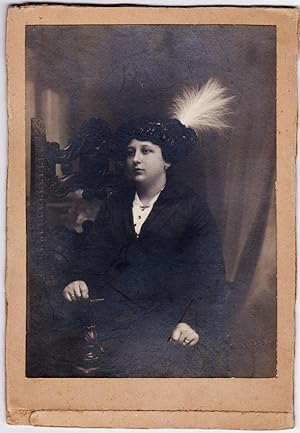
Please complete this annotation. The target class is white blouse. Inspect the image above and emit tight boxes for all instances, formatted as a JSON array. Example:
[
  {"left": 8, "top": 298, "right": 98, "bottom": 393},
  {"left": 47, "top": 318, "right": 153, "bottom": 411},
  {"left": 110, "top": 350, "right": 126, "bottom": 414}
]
[{"left": 132, "top": 191, "right": 162, "bottom": 237}]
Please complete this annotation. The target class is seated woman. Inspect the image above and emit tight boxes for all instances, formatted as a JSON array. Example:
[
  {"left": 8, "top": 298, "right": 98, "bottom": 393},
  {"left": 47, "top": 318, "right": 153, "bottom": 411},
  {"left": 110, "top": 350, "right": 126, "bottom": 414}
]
[{"left": 63, "top": 79, "right": 232, "bottom": 377}]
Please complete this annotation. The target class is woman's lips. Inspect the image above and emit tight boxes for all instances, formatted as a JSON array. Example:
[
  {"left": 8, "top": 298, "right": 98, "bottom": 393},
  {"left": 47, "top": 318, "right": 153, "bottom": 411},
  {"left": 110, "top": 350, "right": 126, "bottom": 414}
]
[{"left": 134, "top": 168, "right": 145, "bottom": 174}]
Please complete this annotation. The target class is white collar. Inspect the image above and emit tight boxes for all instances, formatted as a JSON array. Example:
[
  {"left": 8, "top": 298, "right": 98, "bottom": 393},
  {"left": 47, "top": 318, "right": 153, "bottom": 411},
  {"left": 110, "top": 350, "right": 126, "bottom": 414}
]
[
  {"left": 133, "top": 188, "right": 164, "bottom": 209},
  {"left": 133, "top": 192, "right": 159, "bottom": 209}
]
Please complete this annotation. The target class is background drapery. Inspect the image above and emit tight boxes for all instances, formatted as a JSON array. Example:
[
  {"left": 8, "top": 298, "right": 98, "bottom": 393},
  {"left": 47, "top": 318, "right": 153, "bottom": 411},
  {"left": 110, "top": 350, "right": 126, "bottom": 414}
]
[{"left": 26, "top": 24, "right": 276, "bottom": 376}]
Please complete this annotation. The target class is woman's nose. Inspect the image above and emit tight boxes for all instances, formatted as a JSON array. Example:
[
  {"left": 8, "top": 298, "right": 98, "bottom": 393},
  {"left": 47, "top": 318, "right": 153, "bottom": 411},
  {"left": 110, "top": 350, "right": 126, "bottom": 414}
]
[{"left": 133, "top": 151, "right": 141, "bottom": 164}]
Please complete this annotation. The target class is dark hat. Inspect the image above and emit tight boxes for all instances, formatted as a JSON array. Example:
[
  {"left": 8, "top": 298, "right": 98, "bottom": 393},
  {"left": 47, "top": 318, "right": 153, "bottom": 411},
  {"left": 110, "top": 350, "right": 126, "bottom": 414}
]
[
  {"left": 113, "top": 79, "right": 233, "bottom": 163},
  {"left": 113, "top": 117, "right": 197, "bottom": 163}
]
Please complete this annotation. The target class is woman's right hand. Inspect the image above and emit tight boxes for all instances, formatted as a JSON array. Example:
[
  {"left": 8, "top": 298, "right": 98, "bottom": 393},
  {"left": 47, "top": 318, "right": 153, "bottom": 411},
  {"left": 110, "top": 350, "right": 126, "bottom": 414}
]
[{"left": 63, "top": 280, "right": 89, "bottom": 302}]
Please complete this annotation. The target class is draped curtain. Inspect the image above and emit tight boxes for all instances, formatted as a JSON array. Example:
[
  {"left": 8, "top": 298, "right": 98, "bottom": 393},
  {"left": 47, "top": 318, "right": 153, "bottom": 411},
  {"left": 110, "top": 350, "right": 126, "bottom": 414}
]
[{"left": 207, "top": 130, "right": 276, "bottom": 377}]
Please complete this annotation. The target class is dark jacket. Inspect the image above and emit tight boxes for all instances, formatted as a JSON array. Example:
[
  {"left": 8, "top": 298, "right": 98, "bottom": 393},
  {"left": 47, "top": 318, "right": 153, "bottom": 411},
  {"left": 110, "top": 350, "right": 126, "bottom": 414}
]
[{"left": 72, "top": 181, "right": 225, "bottom": 341}]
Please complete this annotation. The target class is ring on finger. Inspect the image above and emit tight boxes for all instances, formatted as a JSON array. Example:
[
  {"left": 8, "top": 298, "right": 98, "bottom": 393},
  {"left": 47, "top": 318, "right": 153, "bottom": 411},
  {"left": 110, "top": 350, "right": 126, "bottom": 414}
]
[{"left": 183, "top": 338, "right": 190, "bottom": 345}]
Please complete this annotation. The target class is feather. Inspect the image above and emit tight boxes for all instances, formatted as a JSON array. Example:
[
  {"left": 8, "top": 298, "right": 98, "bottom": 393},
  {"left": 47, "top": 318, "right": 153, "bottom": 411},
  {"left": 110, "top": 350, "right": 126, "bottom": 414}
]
[{"left": 170, "top": 79, "right": 234, "bottom": 134}]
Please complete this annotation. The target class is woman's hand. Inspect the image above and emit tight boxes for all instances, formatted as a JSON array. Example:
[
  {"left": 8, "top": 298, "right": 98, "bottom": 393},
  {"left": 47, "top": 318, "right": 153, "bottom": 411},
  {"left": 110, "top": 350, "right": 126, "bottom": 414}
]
[
  {"left": 170, "top": 322, "right": 199, "bottom": 346},
  {"left": 63, "top": 280, "right": 89, "bottom": 302}
]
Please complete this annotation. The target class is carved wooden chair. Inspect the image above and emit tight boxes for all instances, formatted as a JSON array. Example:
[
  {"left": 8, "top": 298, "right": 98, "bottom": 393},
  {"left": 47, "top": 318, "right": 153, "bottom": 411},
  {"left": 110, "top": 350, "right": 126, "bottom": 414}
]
[{"left": 28, "top": 118, "right": 127, "bottom": 377}]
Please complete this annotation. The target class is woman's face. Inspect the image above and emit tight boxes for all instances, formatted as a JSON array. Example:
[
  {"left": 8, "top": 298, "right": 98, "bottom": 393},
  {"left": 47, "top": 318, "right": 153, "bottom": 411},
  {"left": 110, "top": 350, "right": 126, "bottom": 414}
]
[{"left": 126, "top": 139, "right": 170, "bottom": 185}]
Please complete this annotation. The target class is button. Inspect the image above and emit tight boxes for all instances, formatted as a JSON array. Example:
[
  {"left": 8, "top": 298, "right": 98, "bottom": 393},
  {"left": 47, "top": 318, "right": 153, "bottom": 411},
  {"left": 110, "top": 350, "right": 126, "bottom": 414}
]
[{"left": 138, "top": 216, "right": 141, "bottom": 219}]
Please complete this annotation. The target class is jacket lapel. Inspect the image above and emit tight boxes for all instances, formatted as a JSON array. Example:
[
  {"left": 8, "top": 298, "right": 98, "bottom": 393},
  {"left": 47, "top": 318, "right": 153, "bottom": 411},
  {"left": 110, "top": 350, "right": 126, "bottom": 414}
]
[
  {"left": 112, "top": 181, "right": 186, "bottom": 241},
  {"left": 111, "top": 190, "right": 136, "bottom": 242},
  {"left": 138, "top": 183, "right": 183, "bottom": 238}
]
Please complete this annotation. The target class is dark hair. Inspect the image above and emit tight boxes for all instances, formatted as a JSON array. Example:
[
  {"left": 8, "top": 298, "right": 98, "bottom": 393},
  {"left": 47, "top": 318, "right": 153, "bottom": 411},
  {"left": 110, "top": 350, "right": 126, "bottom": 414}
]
[{"left": 113, "top": 117, "right": 197, "bottom": 163}]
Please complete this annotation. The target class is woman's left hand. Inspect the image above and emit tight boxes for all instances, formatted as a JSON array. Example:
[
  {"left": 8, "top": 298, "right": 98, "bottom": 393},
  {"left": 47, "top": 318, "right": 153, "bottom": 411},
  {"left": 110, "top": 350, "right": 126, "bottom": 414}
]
[{"left": 170, "top": 322, "right": 200, "bottom": 346}]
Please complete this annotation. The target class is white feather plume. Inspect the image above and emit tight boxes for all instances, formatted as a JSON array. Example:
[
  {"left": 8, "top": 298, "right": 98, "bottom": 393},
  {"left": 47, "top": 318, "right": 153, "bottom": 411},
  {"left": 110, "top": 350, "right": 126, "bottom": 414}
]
[{"left": 170, "top": 79, "right": 234, "bottom": 134}]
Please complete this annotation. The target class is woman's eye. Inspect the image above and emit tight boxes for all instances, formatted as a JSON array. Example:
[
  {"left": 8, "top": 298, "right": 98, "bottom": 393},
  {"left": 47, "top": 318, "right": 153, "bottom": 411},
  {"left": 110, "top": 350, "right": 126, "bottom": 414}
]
[
  {"left": 142, "top": 148, "right": 152, "bottom": 154},
  {"left": 127, "top": 149, "right": 135, "bottom": 156}
]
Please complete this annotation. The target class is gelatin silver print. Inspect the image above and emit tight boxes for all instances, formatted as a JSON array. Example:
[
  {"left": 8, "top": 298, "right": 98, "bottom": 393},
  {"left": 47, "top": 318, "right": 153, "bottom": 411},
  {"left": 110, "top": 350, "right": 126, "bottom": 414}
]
[{"left": 26, "top": 24, "right": 277, "bottom": 378}]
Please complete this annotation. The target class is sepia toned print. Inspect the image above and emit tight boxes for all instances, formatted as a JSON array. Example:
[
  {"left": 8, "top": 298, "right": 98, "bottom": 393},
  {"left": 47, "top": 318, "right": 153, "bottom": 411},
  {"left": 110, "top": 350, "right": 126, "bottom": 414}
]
[
  {"left": 26, "top": 23, "right": 275, "bottom": 379},
  {"left": 6, "top": 5, "right": 297, "bottom": 429}
]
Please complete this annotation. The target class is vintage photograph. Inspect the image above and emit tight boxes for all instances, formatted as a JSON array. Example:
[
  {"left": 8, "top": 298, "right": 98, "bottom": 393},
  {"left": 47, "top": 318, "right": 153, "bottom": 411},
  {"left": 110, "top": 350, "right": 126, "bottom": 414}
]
[
  {"left": 25, "top": 23, "right": 276, "bottom": 378},
  {"left": 6, "top": 5, "right": 297, "bottom": 428}
]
